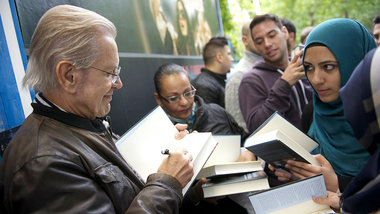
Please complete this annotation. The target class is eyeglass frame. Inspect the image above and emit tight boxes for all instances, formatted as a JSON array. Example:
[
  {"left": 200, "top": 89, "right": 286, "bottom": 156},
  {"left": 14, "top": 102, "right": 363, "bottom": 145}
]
[
  {"left": 89, "top": 65, "right": 121, "bottom": 84},
  {"left": 158, "top": 85, "right": 196, "bottom": 104}
]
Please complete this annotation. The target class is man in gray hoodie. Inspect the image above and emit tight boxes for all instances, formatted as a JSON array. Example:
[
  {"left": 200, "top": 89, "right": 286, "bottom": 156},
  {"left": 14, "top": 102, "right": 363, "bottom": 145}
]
[{"left": 239, "top": 14, "right": 312, "bottom": 133}]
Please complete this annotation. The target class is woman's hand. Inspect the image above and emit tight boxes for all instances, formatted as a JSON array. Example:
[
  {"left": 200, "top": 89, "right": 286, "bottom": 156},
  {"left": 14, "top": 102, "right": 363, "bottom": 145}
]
[
  {"left": 236, "top": 149, "right": 256, "bottom": 162},
  {"left": 267, "top": 164, "right": 294, "bottom": 182},
  {"left": 312, "top": 191, "right": 340, "bottom": 212},
  {"left": 286, "top": 154, "right": 338, "bottom": 192},
  {"left": 174, "top": 123, "right": 189, "bottom": 140}
]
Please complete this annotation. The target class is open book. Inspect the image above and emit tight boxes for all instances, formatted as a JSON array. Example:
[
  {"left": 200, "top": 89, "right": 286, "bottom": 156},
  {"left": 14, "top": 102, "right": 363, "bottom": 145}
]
[
  {"left": 116, "top": 106, "right": 218, "bottom": 195},
  {"left": 248, "top": 174, "right": 333, "bottom": 214},
  {"left": 244, "top": 112, "right": 319, "bottom": 168}
]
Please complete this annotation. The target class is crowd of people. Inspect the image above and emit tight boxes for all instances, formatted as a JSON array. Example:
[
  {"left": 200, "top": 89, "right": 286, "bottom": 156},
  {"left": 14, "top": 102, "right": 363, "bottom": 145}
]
[{"left": 0, "top": 3, "right": 379, "bottom": 214}]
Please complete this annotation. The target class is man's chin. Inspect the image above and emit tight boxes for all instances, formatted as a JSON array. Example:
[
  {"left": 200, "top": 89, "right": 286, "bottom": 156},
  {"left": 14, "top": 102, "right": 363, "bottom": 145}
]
[{"left": 98, "top": 106, "right": 111, "bottom": 118}]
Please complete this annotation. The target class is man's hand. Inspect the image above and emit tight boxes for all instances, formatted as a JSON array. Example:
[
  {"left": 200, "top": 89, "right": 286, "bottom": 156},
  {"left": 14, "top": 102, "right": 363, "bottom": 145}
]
[
  {"left": 158, "top": 147, "right": 194, "bottom": 187},
  {"left": 281, "top": 49, "right": 305, "bottom": 86},
  {"left": 286, "top": 154, "right": 338, "bottom": 192}
]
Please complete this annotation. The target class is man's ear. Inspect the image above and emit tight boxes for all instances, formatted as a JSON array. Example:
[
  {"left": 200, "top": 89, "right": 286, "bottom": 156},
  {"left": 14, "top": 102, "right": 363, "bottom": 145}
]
[
  {"left": 242, "top": 35, "right": 248, "bottom": 46},
  {"left": 282, "top": 26, "right": 289, "bottom": 40},
  {"left": 154, "top": 92, "right": 162, "bottom": 106},
  {"left": 56, "top": 61, "right": 78, "bottom": 94},
  {"left": 215, "top": 51, "right": 223, "bottom": 63}
]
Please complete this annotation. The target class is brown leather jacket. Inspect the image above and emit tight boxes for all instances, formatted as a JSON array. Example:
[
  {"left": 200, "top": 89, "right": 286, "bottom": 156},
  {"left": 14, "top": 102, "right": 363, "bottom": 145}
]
[{"left": 0, "top": 102, "right": 183, "bottom": 213}]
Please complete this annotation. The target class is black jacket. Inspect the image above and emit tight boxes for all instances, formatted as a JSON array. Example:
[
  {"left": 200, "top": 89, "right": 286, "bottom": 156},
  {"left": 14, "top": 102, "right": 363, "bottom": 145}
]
[
  {"left": 0, "top": 102, "right": 183, "bottom": 214},
  {"left": 192, "top": 96, "right": 248, "bottom": 145},
  {"left": 192, "top": 68, "right": 226, "bottom": 108}
]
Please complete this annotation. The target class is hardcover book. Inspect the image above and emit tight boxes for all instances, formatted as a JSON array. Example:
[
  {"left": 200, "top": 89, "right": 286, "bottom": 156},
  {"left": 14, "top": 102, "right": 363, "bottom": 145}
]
[
  {"left": 197, "top": 160, "right": 263, "bottom": 179},
  {"left": 202, "top": 171, "right": 269, "bottom": 198},
  {"left": 116, "top": 106, "right": 218, "bottom": 195},
  {"left": 244, "top": 112, "right": 320, "bottom": 168}
]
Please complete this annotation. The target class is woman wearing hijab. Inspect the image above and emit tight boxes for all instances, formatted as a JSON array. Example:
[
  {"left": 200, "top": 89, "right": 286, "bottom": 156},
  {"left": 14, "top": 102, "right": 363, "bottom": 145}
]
[
  {"left": 273, "top": 18, "right": 376, "bottom": 191},
  {"left": 312, "top": 47, "right": 380, "bottom": 213}
]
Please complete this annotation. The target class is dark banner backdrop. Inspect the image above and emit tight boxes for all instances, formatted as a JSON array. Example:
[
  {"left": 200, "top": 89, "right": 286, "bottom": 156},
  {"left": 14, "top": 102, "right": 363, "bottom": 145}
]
[{"left": 15, "top": 0, "right": 223, "bottom": 134}]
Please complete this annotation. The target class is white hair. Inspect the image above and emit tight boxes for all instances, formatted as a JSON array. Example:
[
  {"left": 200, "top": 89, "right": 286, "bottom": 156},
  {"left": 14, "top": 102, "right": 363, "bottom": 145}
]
[{"left": 23, "top": 5, "right": 117, "bottom": 92}]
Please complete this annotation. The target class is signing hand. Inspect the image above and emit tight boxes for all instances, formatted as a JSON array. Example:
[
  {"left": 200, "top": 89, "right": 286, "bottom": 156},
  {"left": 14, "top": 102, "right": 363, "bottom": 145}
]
[{"left": 158, "top": 147, "right": 194, "bottom": 187}]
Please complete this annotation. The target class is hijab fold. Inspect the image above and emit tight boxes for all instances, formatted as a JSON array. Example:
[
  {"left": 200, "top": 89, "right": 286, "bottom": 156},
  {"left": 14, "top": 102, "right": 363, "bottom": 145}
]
[{"left": 303, "top": 18, "right": 376, "bottom": 177}]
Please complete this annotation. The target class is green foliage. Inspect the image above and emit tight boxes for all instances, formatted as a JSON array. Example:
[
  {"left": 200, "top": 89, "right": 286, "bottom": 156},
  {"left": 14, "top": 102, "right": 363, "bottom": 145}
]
[
  {"left": 259, "top": 0, "right": 380, "bottom": 43},
  {"left": 218, "top": 0, "right": 380, "bottom": 60},
  {"left": 219, "top": 0, "right": 255, "bottom": 60},
  {"left": 219, "top": 0, "right": 234, "bottom": 34},
  {"left": 219, "top": 0, "right": 240, "bottom": 60}
]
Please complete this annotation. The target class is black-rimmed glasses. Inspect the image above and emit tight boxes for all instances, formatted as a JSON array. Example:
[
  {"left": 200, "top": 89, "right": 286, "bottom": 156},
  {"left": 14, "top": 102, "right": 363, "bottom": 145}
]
[
  {"left": 159, "top": 85, "right": 196, "bottom": 104},
  {"left": 90, "top": 65, "right": 121, "bottom": 84}
]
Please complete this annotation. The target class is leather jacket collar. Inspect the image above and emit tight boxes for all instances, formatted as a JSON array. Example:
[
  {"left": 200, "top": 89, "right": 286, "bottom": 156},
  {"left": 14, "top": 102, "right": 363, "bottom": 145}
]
[{"left": 32, "top": 102, "right": 107, "bottom": 133}]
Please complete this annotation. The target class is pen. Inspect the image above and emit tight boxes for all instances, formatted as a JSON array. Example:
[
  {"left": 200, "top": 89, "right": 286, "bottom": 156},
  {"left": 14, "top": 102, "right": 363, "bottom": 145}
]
[{"left": 161, "top": 149, "right": 170, "bottom": 155}]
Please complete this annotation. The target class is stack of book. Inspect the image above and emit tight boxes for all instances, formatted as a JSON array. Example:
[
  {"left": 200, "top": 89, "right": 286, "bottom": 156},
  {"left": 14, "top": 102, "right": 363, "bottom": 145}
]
[{"left": 197, "top": 135, "right": 269, "bottom": 198}]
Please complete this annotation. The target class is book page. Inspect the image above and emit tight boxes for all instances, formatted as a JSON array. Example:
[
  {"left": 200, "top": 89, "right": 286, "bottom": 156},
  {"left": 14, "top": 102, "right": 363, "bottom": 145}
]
[
  {"left": 269, "top": 200, "right": 333, "bottom": 214},
  {"left": 249, "top": 175, "right": 329, "bottom": 214}
]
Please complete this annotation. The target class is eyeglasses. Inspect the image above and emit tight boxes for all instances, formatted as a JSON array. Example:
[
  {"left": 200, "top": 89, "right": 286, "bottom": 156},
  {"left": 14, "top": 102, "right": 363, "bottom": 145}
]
[
  {"left": 158, "top": 85, "right": 196, "bottom": 104},
  {"left": 90, "top": 65, "right": 121, "bottom": 84}
]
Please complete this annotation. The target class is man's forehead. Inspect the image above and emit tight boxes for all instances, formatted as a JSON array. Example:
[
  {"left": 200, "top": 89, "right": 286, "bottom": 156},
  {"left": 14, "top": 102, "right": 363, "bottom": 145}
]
[
  {"left": 223, "top": 45, "right": 231, "bottom": 52},
  {"left": 216, "top": 45, "right": 229, "bottom": 54},
  {"left": 252, "top": 20, "right": 281, "bottom": 38},
  {"left": 374, "top": 24, "right": 380, "bottom": 33}
]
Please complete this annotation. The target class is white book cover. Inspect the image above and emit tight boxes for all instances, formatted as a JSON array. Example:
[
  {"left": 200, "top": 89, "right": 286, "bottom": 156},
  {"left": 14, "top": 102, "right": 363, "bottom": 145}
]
[
  {"left": 204, "top": 135, "right": 241, "bottom": 167},
  {"left": 197, "top": 135, "right": 263, "bottom": 178}
]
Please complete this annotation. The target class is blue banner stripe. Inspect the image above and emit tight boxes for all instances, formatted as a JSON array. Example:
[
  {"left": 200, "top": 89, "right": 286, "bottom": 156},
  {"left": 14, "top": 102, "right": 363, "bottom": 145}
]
[
  {"left": 0, "top": 16, "right": 25, "bottom": 131},
  {"left": 9, "top": 0, "right": 28, "bottom": 72}
]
